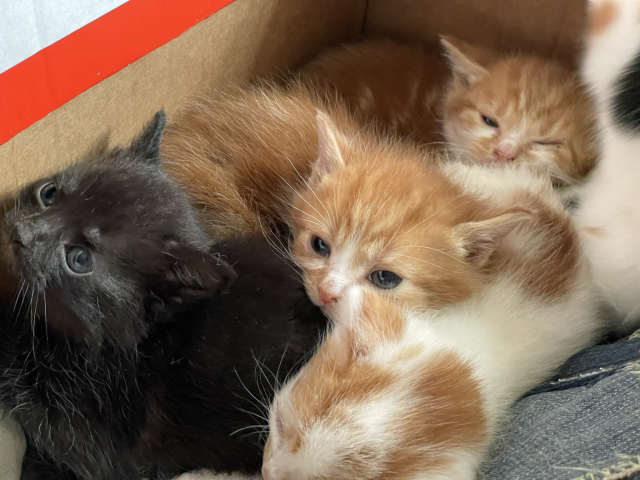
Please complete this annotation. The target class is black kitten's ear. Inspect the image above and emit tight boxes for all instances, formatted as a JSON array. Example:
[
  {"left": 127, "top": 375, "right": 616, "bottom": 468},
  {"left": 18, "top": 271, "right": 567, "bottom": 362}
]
[
  {"left": 130, "top": 110, "right": 166, "bottom": 165},
  {"left": 155, "top": 242, "right": 237, "bottom": 311}
]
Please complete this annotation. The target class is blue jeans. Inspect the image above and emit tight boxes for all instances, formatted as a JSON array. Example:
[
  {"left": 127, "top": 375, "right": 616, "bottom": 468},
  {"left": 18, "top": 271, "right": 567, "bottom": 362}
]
[{"left": 481, "top": 329, "right": 640, "bottom": 479}]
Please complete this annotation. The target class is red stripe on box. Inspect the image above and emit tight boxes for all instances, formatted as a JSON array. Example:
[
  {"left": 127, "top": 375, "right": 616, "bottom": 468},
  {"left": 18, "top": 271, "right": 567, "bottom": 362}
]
[{"left": 0, "top": 0, "right": 235, "bottom": 145}]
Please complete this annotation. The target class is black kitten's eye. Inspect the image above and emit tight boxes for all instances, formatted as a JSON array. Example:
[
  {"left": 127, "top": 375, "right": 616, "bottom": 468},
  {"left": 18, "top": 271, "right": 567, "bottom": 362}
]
[
  {"left": 482, "top": 115, "right": 499, "bottom": 128},
  {"left": 38, "top": 182, "right": 57, "bottom": 208},
  {"left": 368, "top": 270, "right": 402, "bottom": 289},
  {"left": 65, "top": 246, "right": 93, "bottom": 275},
  {"left": 311, "top": 236, "right": 330, "bottom": 258}
]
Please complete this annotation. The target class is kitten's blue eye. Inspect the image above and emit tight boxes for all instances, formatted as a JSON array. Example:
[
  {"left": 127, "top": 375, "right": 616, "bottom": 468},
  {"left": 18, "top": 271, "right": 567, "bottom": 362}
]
[
  {"left": 65, "top": 246, "right": 93, "bottom": 275},
  {"left": 38, "top": 182, "right": 57, "bottom": 208},
  {"left": 311, "top": 236, "right": 330, "bottom": 258},
  {"left": 482, "top": 115, "right": 499, "bottom": 128},
  {"left": 368, "top": 270, "right": 402, "bottom": 289}
]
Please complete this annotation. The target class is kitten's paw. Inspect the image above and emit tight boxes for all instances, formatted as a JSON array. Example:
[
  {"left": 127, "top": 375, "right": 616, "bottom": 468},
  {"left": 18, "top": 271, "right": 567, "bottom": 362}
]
[{"left": 582, "top": 0, "right": 640, "bottom": 100}]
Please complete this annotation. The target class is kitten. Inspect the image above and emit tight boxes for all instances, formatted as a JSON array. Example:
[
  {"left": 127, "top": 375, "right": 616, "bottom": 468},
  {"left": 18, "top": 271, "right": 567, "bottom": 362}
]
[
  {"left": 300, "top": 37, "right": 597, "bottom": 183},
  {"left": 573, "top": 0, "right": 640, "bottom": 335},
  {"left": 0, "top": 112, "right": 327, "bottom": 479},
  {"left": 160, "top": 81, "right": 361, "bottom": 241},
  {"left": 291, "top": 111, "right": 592, "bottom": 317},
  {"left": 262, "top": 267, "right": 601, "bottom": 480}
]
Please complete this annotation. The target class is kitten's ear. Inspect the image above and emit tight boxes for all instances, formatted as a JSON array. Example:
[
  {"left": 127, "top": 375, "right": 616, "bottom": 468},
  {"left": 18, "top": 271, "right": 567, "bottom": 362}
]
[
  {"left": 440, "top": 36, "right": 490, "bottom": 87},
  {"left": 153, "top": 241, "right": 237, "bottom": 313},
  {"left": 454, "top": 210, "right": 531, "bottom": 267},
  {"left": 130, "top": 109, "right": 166, "bottom": 165},
  {"left": 309, "top": 111, "right": 345, "bottom": 186}
]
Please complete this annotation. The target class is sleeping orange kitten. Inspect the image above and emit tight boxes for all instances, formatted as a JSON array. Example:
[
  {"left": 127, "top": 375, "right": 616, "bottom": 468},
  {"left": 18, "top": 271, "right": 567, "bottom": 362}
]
[
  {"left": 160, "top": 82, "right": 364, "bottom": 241},
  {"left": 301, "top": 37, "right": 597, "bottom": 183}
]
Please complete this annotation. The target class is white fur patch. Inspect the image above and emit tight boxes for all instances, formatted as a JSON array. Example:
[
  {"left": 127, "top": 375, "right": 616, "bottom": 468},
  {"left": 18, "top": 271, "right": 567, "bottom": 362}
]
[{"left": 575, "top": 0, "right": 640, "bottom": 333}]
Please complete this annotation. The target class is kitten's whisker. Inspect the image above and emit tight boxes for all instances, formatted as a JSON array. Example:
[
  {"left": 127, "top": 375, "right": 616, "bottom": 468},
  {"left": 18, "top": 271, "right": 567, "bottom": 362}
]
[
  {"left": 251, "top": 350, "right": 275, "bottom": 394},
  {"left": 394, "top": 254, "right": 464, "bottom": 272},
  {"left": 235, "top": 405, "right": 269, "bottom": 424},
  {"left": 250, "top": 350, "right": 274, "bottom": 412},
  {"left": 233, "top": 367, "right": 269, "bottom": 412},
  {"left": 276, "top": 175, "right": 329, "bottom": 226},
  {"left": 12, "top": 280, "right": 26, "bottom": 313},
  {"left": 396, "top": 245, "right": 467, "bottom": 264},
  {"left": 229, "top": 424, "right": 269, "bottom": 437}
]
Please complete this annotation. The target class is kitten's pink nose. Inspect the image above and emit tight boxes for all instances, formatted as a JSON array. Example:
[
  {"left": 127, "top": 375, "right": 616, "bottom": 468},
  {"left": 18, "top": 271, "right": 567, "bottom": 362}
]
[
  {"left": 318, "top": 285, "right": 337, "bottom": 305},
  {"left": 493, "top": 141, "right": 517, "bottom": 163}
]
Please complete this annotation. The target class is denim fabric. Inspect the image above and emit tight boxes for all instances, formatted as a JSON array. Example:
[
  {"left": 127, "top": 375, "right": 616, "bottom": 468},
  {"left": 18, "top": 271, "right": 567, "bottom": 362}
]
[{"left": 481, "top": 330, "right": 640, "bottom": 480}]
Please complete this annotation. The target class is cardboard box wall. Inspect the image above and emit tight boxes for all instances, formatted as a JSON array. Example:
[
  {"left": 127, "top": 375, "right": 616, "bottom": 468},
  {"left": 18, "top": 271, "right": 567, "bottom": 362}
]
[{"left": 0, "top": 0, "right": 586, "bottom": 195}]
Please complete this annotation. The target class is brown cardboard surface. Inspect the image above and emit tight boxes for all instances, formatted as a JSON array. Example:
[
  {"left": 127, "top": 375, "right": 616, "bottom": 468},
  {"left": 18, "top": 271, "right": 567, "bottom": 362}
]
[
  {"left": 365, "top": 0, "right": 586, "bottom": 64},
  {"left": 0, "top": 0, "right": 366, "bottom": 195}
]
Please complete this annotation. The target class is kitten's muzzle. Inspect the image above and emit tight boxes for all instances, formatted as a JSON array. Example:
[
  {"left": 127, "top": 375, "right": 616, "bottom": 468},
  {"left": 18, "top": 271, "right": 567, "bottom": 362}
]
[{"left": 9, "top": 227, "right": 25, "bottom": 254}]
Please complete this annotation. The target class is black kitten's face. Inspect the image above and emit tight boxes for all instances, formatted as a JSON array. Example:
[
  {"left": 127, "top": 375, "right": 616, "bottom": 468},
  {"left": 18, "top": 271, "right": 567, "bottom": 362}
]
[{"left": 1, "top": 112, "right": 230, "bottom": 349}]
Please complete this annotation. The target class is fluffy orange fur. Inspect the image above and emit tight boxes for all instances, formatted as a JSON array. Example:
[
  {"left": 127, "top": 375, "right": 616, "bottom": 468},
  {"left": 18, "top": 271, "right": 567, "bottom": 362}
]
[
  {"left": 291, "top": 113, "right": 580, "bottom": 314},
  {"left": 160, "top": 81, "right": 360, "bottom": 241},
  {"left": 300, "top": 37, "right": 597, "bottom": 183}
]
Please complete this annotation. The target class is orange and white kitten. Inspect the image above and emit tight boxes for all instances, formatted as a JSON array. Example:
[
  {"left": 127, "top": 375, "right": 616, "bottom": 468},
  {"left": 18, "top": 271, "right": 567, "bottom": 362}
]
[
  {"left": 262, "top": 255, "right": 601, "bottom": 480},
  {"left": 301, "top": 37, "right": 597, "bottom": 183},
  {"left": 291, "top": 112, "right": 589, "bottom": 316}
]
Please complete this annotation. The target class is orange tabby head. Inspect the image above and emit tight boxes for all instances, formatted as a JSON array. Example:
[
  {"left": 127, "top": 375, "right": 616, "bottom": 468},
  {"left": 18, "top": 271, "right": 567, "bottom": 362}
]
[
  {"left": 262, "top": 289, "right": 486, "bottom": 480},
  {"left": 441, "top": 36, "right": 597, "bottom": 183},
  {"left": 290, "top": 112, "right": 531, "bottom": 314}
]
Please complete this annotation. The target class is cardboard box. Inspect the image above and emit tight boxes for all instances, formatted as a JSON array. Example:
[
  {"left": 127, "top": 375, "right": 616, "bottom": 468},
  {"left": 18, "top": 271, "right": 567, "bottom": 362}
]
[{"left": 0, "top": 1, "right": 587, "bottom": 477}]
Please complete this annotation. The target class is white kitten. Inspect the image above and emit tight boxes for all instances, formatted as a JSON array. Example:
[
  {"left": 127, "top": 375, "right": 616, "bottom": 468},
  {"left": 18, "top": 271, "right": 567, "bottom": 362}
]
[{"left": 573, "top": 0, "right": 640, "bottom": 333}]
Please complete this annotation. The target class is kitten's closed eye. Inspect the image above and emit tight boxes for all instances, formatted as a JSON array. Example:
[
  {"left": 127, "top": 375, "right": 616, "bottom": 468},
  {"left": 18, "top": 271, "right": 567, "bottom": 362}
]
[
  {"left": 532, "top": 140, "right": 564, "bottom": 146},
  {"left": 37, "top": 182, "right": 57, "bottom": 208},
  {"left": 368, "top": 270, "right": 402, "bottom": 289},
  {"left": 482, "top": 115, "right": 499, "bottom": 128},
  {"left": 311, "top": 236, "right": 330, "bottom": 258}
]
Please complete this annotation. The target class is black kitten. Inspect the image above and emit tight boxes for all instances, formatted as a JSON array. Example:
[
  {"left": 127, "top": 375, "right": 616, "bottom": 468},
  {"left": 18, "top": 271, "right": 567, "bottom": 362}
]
[{"left": 0, "top": 112, "right": 327, "bottom": 479}]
